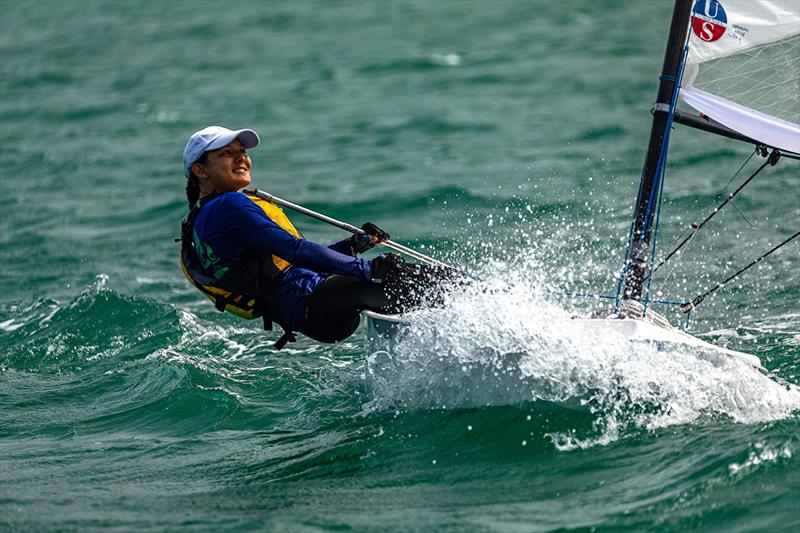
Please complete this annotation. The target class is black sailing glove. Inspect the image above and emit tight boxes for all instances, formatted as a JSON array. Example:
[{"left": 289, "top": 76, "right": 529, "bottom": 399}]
[
  {"left": 370, "top": 252, "right": 404, "bottom": 284},
  {"left": 349, "top": 222, "right": 390, "bottom": 255}
]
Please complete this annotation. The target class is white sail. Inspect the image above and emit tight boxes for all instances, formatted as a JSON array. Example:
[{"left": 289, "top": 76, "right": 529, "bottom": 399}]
[{"left": 682, "top": 0, "right": 800, "bottom": 153}]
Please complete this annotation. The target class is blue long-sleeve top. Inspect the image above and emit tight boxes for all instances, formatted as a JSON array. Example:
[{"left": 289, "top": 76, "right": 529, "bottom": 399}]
[{"left": 191, "top": 192, "right": 372, "bottom": 330}]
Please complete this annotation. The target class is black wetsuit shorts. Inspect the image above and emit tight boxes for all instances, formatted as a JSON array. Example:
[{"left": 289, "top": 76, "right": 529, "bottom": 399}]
[{"left": 299, "top": 263, "right": 455, "bottom": 343}]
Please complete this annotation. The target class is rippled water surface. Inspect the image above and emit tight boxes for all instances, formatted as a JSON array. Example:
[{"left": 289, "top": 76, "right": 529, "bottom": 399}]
[{"left": 2, "top": 1, "right": 799, "bottom": 531}]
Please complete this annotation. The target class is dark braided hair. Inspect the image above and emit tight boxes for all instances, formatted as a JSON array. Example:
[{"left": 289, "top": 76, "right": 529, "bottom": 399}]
[{"left": 185, "top": 152, "right": 208, "bottom": 209}]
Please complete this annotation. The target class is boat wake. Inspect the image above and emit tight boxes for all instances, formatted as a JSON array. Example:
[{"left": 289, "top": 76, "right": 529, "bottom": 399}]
[{"left": 363, "top": 273, "right": 800, "bottom": 450}]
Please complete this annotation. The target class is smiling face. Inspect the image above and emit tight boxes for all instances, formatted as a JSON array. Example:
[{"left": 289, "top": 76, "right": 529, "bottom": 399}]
[{"left": 192, "top": 138, "right": 252, "bottom": 196}]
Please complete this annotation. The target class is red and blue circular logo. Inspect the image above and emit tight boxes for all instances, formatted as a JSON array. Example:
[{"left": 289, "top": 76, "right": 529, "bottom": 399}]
[{"left": 692, "top": 0, "right": 728, "bottom": 42}]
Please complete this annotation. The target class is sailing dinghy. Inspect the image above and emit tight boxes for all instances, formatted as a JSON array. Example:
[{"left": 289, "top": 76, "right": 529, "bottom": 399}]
[{"left": 364, "top": 0, "right": 800, "bottom": 374}]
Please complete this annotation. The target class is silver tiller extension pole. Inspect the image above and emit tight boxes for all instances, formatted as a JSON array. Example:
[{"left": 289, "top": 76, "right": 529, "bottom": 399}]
[{"left": 251, "top": 189, "right": 456, "bottom": 271}]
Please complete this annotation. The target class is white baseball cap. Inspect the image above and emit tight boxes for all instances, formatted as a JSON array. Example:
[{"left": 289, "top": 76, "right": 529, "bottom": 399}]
[{"left": 183, "top": 126, "right": 260, "bottom": 178}]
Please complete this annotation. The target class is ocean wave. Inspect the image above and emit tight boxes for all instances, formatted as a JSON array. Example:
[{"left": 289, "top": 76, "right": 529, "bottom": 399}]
[{"left": 0, "top": 275, "right": 180, "bottom": 374}]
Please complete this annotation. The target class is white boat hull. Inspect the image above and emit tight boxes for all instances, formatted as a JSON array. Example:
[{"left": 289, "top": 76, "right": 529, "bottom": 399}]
[{"left": 361, "top": 310, "right": 765, "bottom": 372}]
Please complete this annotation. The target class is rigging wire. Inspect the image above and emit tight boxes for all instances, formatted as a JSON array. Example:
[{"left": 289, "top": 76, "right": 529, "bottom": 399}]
[
  {"left": 653, "top": 147, "right": 758, "bottom": 273},
  {"left": 640, "top": 40, "right": 691, "bottom": 315},
  {"left": 646, "top": 148, "right": 781, "bottom": 281},
  {"left": 718, "top": 146, "right": 763, "bottom": 229},
  {"left": 724, "top": 147, "right": 760, "bottom": 189},
  {"left": 681, "top": 230, "right": 800, "bottom": 313},
  {"left": 642, "top": 149, "right": 668, "bottom": 313}
]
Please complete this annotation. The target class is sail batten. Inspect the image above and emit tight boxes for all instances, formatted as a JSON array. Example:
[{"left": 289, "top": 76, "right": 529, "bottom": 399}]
[{"left": 682, "top": 0, "right": 800, "bottom": 152}]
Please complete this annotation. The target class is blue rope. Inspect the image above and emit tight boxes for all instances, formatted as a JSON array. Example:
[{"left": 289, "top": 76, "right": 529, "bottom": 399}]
[
  {"left": 616, "top": 153, "right": 650, "bottom": 306},
  {"left": 616, "top": 24, "right": 692, "bottom": 309},
  {"left": 643, "top": 164, "right": 667, "bottom": 314},
  {"left": 561, "top": 291, "right": 685, "bottom": 306},
  {"left": 616, "top": 54, "right": 686, "bottom": 306},
  {"left": 629, "top": 39, "right": 690, "bottom": 315},
  {"left": 613, "top": 261, "right": 633, "bottom": 309},
  {"left": 557, "top": 290, "right": 692, "bottom": 329}
]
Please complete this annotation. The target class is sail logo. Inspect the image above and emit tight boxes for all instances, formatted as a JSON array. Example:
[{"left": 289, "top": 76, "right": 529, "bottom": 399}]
[{"left": 691, "top": 0, "right": 728, "bottom": 42}]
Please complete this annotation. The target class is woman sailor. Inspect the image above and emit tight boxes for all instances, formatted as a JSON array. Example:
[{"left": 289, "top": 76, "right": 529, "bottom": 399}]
[{"left": 180, "top": 126, "right": 449, "bottom": 348}]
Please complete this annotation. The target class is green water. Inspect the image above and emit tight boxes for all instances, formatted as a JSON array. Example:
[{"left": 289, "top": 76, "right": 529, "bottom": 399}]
[{"left": 2, "top": 1, "right": 799, "bottom": 531}]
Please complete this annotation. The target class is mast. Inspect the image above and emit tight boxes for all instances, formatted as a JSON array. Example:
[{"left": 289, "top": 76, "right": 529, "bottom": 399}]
[{"left": 621, "top": 0, "right": 693, "bottom": 302}]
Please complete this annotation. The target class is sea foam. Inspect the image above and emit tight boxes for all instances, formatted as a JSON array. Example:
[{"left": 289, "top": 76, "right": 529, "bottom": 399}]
[{"left": 363, "top": 260, "right": 800, "bottom": 449}]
